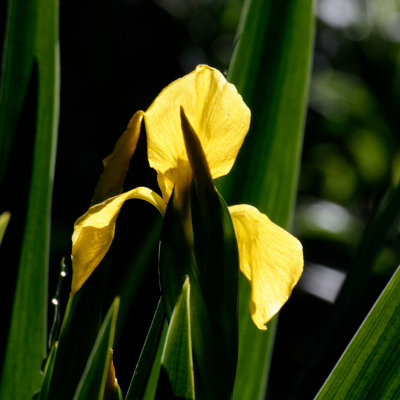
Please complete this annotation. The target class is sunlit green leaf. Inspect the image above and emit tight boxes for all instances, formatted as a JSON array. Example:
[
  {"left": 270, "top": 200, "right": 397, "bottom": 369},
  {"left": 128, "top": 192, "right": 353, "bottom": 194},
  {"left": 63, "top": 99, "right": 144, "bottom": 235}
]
[
  {"left": 302, "top": 181, "right": 400, "bottom": 388},
  {"left": 315, "top": 265, "right": 400, "bottom": 399},
  {"left": 217, "top": 0, "right": 314, "bottom": 398},
  {"left": 156, "top": 277, "right": 194, "bottom": 399},
  {"left": 142, "top": 323, "right": 168, "bottom": 400},
  {"left": 112, "top": 385, "right": 123, "bottom": 400},
  {"left": 0, "top": 0, "right": 59, "bottom": 398},
  {"left": 73, "top": 297, "right": 120, "bottom": 400},
  {"left": 37, "top": 342, "right": 58, "bottom": 400}
]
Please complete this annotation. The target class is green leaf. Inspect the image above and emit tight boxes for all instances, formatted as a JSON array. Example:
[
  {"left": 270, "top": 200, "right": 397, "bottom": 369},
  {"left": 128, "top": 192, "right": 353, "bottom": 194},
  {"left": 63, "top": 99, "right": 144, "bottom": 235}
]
[
  {"left": 0, "top": 0, "right": 35, "bottom": 182},
  {"left": 0, "top": 211, "right": 11, "bottom": 245},
  {"left": 159, "top": 115, "right": 239, "bottom": 398},
  {"left": 159, "top": 185, "right": 239, "bottom": 399},
  {"left": 224, "top": 0, "right": 314, "bottom": 226},
  {"left": 73, "top": 297, "right": 120, "bottom": 400},
  {"left": 112, "top": 385, "right": 123, "bottom": 400},
  {"left": 315, "top": 265, "right": 400, "bottom": 399},
  {"left": 217, "top": 0, "right": 314, "bottom": 398},
  {"left": 126, "top": 298, "right": 166, "bottom": 400},
  {"left": 156, "top": 277, "right": 195, "bottom": 399},
  {"left": 37, "top": 342, "right": 58, "bottom": 400},
  {"left": 46, "top": 265, "right": 109, "bottom": 400},
  {"left": 301, "top": 181, "right": 400, "bottom": 387},
  {"left": 0, "top": 0, "right": 59, "bottom": 398},
  {"left": 142, "top": 322, "right": 168, "bottom": 400}
]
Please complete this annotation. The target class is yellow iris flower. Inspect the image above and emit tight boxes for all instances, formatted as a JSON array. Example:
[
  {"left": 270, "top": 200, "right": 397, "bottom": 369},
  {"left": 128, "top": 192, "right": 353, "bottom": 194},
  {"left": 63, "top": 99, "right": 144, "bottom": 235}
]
[{"left": 71, "top": 65, "right": 303, "bottom": 330}]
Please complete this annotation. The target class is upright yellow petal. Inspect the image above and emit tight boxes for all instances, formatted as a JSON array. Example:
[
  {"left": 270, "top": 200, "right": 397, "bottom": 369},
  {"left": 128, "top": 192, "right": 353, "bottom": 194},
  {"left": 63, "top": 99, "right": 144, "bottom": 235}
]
[
  {"left": 157, "top": 174, "right": 175, "bottom": 203},
  {"left": 0, "top": 211, "right": 11, "bottom": 246},
  {"left": 229, "top": 204, "right": 303, "bottom": 330},
  {"left": 92, "top": 111, "right": 144, "bottom": 204},
  {"left": 71, "top": 187, "right": 166, "bottom": 295},
  {"left": 144, "top": 65, "right": 250, "bottom": 187}
]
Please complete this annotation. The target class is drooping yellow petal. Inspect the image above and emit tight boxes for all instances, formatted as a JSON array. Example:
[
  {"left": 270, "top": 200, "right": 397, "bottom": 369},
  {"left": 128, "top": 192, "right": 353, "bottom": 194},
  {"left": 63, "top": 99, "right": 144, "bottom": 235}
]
[
  {"left": 229, "top": 204, "right": 303, "bottom": 330},
  {"left": 71, "top": 187, "right": 166, "bottom": 295},
  {"left": 144, "top": 65, "right": 250, "bottom": 196},
  {"left": 92, "top": 111, "right": 144, "bottom": 204}
]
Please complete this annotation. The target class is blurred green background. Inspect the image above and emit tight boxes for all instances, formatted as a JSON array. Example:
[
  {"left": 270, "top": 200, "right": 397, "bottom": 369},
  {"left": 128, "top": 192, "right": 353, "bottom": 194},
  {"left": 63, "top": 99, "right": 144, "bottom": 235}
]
[{"left": 1, "top": 0, "right": 399, "bottom": 399}]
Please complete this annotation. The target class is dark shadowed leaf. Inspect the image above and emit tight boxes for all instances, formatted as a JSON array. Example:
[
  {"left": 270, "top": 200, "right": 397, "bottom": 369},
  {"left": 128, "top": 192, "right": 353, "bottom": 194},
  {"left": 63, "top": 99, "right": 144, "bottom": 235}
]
[
  {"left": 46, "top": 257, "right": 116, "bottom": 400},
  {"left": 126, "top": 298, "right": 166, "bottom": 400}
]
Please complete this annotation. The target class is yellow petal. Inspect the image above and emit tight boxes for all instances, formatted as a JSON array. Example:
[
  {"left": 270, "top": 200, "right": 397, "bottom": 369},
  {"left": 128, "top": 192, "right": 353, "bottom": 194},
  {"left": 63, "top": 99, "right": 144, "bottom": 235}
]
[
  {"left": 0, "top": 211, "right": 11, "bottom": 245},
  {"left": 157, "top": 174, "right": 175, "bottom": 203},
  {"left": 229, "top": 204, "right": 303, "bottom": 330},
  {"left": 144, "top": 65, "right": 250, "bottom": 187},
  {"left": 92, "top": 111, "right": 144, "bottom": 204},
  {"left": 71, "top": 187, "right": 166, "bottom": 295}
]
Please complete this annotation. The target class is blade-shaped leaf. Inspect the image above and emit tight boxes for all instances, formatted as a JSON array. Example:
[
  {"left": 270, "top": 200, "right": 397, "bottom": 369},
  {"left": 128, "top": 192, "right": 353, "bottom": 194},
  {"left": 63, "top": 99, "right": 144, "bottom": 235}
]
[
  {"left": 46, "top": 263, "right": 110, "bottom": 400},
  {"left": 159, "top": 186, "right": 239, "bottom": 399},
  {"left": 299, "top": 181, "right": 400, "bottom": 393},
  {"left": 191, "top": 188, "right": 239, "bottom": 398},
  {"left": 315, "top": 265, "right": 400, "bottom": 399},
  {"left": 226, "top": 0, "right": 313, "bottom": 213},
  {"left": 216, "top": 0, "right": 314, "bottom": 398},
  {"left": 0, "top": 0, "right": 59, "bottom": 398},
  {"left": 126, "top": 298, "right": 166, "bottom": 400},
  {"left": 223, "top": 0, "right": 314, "bottom": 226},
  {"left": 156, "top": 277, "right": 195, "bottom": 399},
  {"left": 37, "top": 342, "right": 58, "bottom": 400},
  {"left": 159, "top": 121, "right": 239, "bottom": 399},
  {"left": 73, "top": 297, "right": 120, "bottom": 400},
  {"left": 142, "top": 322, "right": 168, "bottom": 400},
  {"left": 112, "top": 385, "right": 123, "bottom": 400},
  {"left": 0, "top": 0, "right": 35, "bottom": 182}
]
